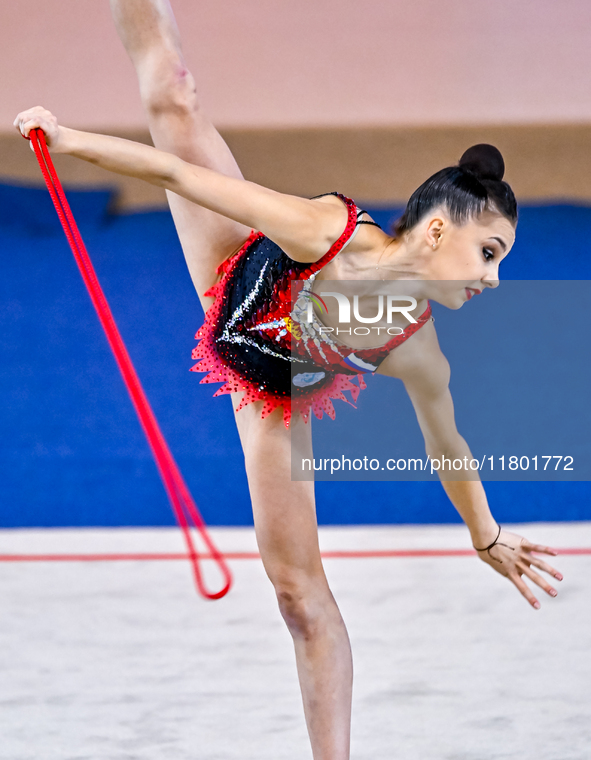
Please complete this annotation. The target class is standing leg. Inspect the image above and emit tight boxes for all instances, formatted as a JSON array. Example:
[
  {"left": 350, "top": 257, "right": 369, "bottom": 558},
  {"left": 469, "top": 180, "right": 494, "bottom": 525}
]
[
  {"left": 235, "top": 403, "right": 353, "bottom": 760},
  {"left": 110, "top": 0, "right": 250, "bottom": 303}
]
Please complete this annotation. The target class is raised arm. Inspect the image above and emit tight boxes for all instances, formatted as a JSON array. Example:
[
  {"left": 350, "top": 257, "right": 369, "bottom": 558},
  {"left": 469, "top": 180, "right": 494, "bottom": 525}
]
[
  {"left": 378, "top": 333, "right": 563, "bottom": 609},
  {"left": 14, "top": 106, "right": 346, "bottom": 262}
]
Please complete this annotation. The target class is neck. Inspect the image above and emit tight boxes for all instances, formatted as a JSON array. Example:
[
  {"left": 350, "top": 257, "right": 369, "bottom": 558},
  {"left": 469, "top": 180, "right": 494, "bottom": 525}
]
[{"left": 375, "top": 237, "right": 434, "bottom": 299}]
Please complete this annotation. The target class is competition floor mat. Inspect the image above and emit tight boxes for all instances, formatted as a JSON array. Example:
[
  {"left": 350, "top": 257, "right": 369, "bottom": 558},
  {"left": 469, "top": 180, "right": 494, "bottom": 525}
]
[{"left": 1, "top": 523, "right": 589, "bottom": 760}]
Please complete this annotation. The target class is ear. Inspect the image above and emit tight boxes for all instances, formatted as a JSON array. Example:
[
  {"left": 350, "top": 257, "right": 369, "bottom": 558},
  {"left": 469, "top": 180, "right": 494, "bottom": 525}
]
[{"left": 425, "top": 216, "right": 445, "bottom": 249}]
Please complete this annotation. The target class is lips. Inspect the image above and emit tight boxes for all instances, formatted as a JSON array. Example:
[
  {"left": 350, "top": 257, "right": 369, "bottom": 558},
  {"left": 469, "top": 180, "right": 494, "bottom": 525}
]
[{"left": 465, "top": 288, "right": 482, "bottom": 300}]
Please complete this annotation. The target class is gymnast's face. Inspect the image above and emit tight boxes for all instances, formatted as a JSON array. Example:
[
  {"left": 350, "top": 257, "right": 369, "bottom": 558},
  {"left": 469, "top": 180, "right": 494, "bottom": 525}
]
[{"left": 420, "top": 209, "right": 516, "bottom": 309}]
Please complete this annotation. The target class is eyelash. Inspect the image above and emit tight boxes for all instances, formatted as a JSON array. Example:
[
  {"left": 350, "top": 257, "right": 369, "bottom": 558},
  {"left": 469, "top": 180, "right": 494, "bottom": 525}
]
[{"left": 483, "top": 248, "right": 494, "bottom": 262}]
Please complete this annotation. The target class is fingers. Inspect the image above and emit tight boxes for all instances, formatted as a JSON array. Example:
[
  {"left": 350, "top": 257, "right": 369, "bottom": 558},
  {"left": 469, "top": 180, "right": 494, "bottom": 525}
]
[
  {"left": 483, "top": 533, "right": 563, "bottom": 609},
  {"left": 527, "top": 554, "right": 563, "bottom": 582},
  {"left": 20, "top": 120, "right": 41, "bottom": 140},
  {"left": 509, "top": 572, "right": 541, "bottom": 610},
  {"left": 521, "top": 540, "right": 558, "bottom": 557},
  {"left": 517, "top": 561, "right": 558, "bottom": 599},
  {"left": 13, "top": 106, "right": 54, "bottom": 140},
  {"left": 14, "top": 112, "right": 40, "bottom": 139}
]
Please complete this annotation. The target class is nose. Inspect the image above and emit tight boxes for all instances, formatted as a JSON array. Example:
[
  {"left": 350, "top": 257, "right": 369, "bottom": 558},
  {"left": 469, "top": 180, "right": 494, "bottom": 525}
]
[{"left": 482, "top": 266, "right": 500, "bottom": 289}]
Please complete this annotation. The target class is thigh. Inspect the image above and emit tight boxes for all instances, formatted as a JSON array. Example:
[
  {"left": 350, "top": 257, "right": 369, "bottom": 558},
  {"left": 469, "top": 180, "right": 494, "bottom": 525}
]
[
  {"left": 233, "top": 400, "right": 326, "bottom": 583},
  {"left": 146, "top": 83, "right": 250, "bottom": 305}
]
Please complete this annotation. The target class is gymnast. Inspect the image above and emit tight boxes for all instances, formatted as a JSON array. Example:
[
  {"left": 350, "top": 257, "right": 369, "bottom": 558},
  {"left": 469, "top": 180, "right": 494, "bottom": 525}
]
[{"left": 14, "top": 2, "right": 563, "bottom": 757}]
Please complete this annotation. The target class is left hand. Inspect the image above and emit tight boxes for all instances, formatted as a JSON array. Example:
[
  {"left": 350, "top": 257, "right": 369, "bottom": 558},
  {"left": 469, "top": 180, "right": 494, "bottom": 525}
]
[{"left": 475, "top": 528, "right": 563, "bottom": 609}]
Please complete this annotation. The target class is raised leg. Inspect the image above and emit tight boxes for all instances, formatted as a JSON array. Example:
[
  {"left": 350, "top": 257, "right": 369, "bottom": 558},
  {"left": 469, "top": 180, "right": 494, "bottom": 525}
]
[
  {"left": 235, "top": 402, "right": 353, "bottom": 760},
  {"left": 110, "top": 0, "right": 250, "bottom": 303}
]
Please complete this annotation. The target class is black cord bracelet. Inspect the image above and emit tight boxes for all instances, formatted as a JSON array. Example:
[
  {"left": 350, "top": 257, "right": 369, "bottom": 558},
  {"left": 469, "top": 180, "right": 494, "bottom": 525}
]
[
  {"left": 473, "top": 524, "right": 514, "bottom": 564},
  {"left": 473, "top": 524, "right": 502, "bottom": 553}
]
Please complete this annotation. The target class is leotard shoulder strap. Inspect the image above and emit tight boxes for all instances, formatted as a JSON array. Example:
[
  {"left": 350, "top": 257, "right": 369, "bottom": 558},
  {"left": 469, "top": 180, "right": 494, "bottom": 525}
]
[
  {"left": 312, "top": 191, "right": 382, "bottom": 230},
  {"left": 304, "top": 193, "right": 359, "bottom": 277}
]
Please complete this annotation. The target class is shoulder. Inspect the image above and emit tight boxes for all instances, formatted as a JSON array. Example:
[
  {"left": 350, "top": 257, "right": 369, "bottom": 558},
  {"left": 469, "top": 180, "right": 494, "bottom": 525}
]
[
  {"left": 312, "top": 194, "right": 392, "bottom": 262},
  {"left": 311, "top": 192, "right": 377, "bottom": 230}
]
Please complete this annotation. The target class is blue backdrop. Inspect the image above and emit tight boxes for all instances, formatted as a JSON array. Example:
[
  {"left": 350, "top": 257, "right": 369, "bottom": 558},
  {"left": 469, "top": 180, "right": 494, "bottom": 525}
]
[{"left": 1, "top": 181, "right": 589, "bottom": 527}]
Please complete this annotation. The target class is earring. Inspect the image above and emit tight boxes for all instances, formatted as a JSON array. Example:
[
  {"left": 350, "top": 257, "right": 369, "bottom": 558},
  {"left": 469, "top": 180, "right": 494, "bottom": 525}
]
[{"left": 432, "top": 243, "right": 437, "bottom": 249}]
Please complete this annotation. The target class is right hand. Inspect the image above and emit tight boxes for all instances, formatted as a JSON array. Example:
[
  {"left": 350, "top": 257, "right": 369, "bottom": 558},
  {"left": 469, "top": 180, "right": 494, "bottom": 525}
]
[{"left": 13, "top": 106, "right": 62, "bottom": 150}]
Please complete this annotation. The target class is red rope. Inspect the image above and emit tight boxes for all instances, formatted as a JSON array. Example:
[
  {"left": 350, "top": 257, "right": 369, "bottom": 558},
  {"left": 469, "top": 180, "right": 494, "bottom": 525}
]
[{"left": 26, "top": 128, "right": 232, "bottom": 600}]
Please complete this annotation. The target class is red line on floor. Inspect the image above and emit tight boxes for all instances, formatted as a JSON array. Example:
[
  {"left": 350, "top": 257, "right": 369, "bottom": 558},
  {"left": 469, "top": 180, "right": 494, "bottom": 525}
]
[{"left": 0, "top": 548, "right": 589, "bottom": 562}]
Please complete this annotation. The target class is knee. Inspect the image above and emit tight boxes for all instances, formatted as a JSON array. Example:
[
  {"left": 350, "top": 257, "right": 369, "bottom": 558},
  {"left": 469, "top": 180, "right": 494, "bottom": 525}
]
[
  {"left": 140, "top": 54, "right": 199, "bottom": 117},
  {"left": 273, "top": 574, "right": 328, "bottom": 640}
]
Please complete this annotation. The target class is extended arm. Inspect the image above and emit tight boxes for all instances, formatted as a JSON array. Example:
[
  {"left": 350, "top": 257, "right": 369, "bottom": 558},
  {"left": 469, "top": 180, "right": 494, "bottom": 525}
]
[
  {"left": 378, "top": 333, "right": 563, "bottom": 608},
  {"left": 14, "top": 106, "right": 346, "bottom": 262}
]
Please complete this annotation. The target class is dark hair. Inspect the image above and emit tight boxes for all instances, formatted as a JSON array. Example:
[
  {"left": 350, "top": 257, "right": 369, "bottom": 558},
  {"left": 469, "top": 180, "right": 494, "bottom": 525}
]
[{"left": 393, "top": 144, "right": 518, "bottom": 237}]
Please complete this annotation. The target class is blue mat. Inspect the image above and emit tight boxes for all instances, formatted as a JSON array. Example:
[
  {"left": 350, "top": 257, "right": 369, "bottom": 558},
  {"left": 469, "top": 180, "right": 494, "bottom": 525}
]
[{"left": 1, "top": 181, "right": 589, "bottom": 527}]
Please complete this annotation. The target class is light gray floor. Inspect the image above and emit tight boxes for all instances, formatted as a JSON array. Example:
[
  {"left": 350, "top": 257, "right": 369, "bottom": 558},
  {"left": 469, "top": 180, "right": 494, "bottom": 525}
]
[{"left": 0, "top": 523, "right": 590, "bottom": 760}]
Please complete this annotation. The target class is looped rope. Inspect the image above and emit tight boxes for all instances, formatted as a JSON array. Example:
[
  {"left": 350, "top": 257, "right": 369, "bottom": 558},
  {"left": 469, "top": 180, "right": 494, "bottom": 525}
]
[{"left": 26, "top": 128, "right": 232, "bottom": 600}]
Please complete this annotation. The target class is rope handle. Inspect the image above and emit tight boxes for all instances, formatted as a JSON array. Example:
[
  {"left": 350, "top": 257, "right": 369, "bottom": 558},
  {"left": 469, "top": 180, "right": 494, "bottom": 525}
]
[{"left": 26, "top": 128, "right": 232, "bottom": 600}]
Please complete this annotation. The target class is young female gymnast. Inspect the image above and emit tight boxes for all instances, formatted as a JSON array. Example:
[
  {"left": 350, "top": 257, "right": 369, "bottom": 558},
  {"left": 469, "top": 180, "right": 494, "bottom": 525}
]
[{"left": 14, "top": 2, "right": 563, "bottom": 757}]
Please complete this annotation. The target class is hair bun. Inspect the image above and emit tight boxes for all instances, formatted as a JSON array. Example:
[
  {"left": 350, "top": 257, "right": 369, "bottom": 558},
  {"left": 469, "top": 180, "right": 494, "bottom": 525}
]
[{"left": 459, "top": 144, "right": 505, "bottom": 181}]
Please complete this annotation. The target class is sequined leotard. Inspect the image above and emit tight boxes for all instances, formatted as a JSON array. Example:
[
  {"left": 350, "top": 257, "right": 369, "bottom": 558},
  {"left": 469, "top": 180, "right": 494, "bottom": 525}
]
[{"left": 191, "top": 193, "right": 432, "bottom": 426}]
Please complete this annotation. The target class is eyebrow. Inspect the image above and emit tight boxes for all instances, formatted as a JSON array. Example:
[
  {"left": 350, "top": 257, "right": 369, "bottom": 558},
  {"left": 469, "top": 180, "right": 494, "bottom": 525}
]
[{"left": 490, "top": 236, "right": 507, "bottom": 252}]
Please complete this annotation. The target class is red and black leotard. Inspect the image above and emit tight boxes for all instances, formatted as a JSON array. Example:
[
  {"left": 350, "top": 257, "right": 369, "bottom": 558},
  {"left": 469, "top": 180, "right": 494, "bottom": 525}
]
[{"left": 191, "top": 193, "right": 432, "bottom": 426}]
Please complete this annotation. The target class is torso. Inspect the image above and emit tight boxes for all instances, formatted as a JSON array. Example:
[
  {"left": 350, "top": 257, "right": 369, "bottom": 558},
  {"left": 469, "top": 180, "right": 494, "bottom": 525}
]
[
  {"left": 307, "top": 194, "right": 436, "bottom": 365},
  {"left": 193, "top": 192, "right": 443, "bottom": 425}
]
